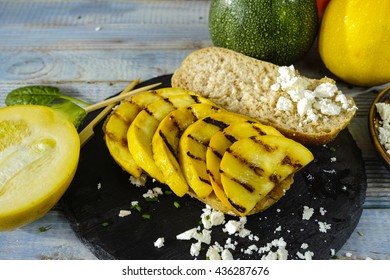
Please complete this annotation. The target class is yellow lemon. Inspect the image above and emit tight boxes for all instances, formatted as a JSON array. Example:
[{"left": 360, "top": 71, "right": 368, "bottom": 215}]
[
  {"left": 318, "top": 0, "right": 390, "bottom": 87},
  {"left": 0, "top": 105, "right": 80, "bottom": 231}
]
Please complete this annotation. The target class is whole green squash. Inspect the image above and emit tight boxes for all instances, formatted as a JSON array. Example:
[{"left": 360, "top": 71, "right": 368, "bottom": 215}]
[{"left": 208, "top": 0, "right": 318, "bottom": 65}]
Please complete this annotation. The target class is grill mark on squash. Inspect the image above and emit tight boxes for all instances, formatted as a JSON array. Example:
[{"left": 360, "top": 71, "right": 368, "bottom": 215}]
[
  {"left": 228, "top": 198, "right": 247, "bottom": 213},
  {"left": 168, "top": 115, "right": 184, "bottom": 139},
  {"left": 199, "top": 176, "right": 211, "bottom": 185},
  {"left": 106, "top": 132, "right": 128, "bottom": 148},
  {"left": 224, "top": 133, "right": 238, "bottom": 143},
  {"left": 113, "top": 103, "right": 141, "bottom": 124},
  {"left": 187, "top": 134, "right": 208, "bottom": 147},
  {"left": 249, "top": 136, "right": 277, "bottom": 152},
  {"left": 190, "top": 94, "right": 202, "bottom": 103},
  {"left": 210, "top": 146, "right": 223, "bottom": 159},
  {"left": 282, "top": 155, "right": 303, "bottom": 169},
  {"left": 202, "top": 116, "right": 229, "bottom": 130},
  {"left": 159, "top": 130, "right": 176, "bottom": 158},
  {"left": 220, "top": 167, "right": 256, "bottom": 193},
  {"left": 186, "top": 151, "right": 203, "bottom": 161},
  {"left": 187, "top": 106, "right": 197, "bottom": 120},
  {"left": 252, "top": 125, "right": 267, "bottom": 136},
  {"left": 269, "top": 173, "right": 282, "bottom": 183},
  {"left": 225, "top": 147, "right": 265, "bottom": 176}
]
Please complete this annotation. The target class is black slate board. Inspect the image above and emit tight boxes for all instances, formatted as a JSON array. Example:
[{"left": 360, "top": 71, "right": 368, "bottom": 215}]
[{"left": 61, "top": 75, "right": 367, "bottom": 260}]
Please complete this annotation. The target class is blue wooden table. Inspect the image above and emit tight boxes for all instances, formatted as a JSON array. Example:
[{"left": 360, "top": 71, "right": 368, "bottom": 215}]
[{"left": 0, "top": 0, "right": 389, "bottom": 260}]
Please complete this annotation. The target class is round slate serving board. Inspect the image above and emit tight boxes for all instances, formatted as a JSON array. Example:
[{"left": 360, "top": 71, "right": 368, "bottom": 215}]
[{"left": 61, "top": 75, "right": 367, "bottom": 260}]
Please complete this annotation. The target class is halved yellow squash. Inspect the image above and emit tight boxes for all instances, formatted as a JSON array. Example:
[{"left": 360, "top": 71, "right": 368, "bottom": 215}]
[{"left": 0, "top": 105, "right": 80, "bottom": 230}]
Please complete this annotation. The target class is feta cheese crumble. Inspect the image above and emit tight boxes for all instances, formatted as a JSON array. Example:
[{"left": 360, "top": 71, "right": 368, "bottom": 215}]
[
  {"left": 376, "top": 102, "right": 390, "bottom": 154},
  {"left": 154, "top": 237, "right": 165, "bottom": 248},
  {"left": 129, "top": 174, "right": 147, "bottom": 187},
  {"left": 201, "top": 205, "right": 225, "bottom": 229},
  {"left": 318, "top": 221, "right": 332, "bottom": 233},
  {"left": 258, "top": 237, "right": 288, "bottom": 260},
  {"left": 272, "top": 65, "right": 356, "bottom": 123},
  {"left": 118, "top": 210, "right": 131, "bottom": 217},
  {"left": 176, "top": 228, "right": 212, "bottom": 245},
  {"left": 302, "top": 206, "right": 314, "bottom": 220},
  {"left": 223, "top": 217, "right": 251, "bottom": 237}
]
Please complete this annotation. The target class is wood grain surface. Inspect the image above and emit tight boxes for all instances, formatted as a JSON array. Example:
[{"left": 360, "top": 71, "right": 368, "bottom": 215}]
[{"left": 0, "top": 0, "right": 389, "bottom": 260}]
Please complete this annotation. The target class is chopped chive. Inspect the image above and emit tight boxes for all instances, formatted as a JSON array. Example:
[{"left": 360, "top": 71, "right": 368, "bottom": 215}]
[
  {"left": 101, "top": 221, "right": 110, "bottom": 227},
  {"left": 38, "top": 225, "right": 52, "bottom": 232},
  {"left": 329, "top": 147, "right": 337, "bottom": 152},
  {"left": 145, "top": 197, "right": 159, "bottom": 202},
  {"left": 131, "top": 203, "right": 142, "bottom": 212},
  {"left": 142, "top": 214, "right": 151, "bottom": 220},
  {"left": 173, "top": 201, "right": 180, "bottom": 208},
  {"left": 164, "top": 190, "right": 173, "bottom": 195}
]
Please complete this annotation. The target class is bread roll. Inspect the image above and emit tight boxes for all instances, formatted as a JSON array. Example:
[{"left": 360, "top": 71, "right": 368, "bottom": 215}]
[{"left": 172, "top": 47, "right": 357, "bottom": 145}]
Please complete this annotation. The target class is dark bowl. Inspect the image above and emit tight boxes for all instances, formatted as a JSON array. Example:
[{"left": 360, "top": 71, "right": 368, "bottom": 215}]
[{"left": 369, "top": 86, "right": 390, "bottom": 169}]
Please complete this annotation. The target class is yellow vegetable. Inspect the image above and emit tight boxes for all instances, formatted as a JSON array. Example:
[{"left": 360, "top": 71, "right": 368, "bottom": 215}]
[
  {"left": 178, "top": 112, "right": 251, "bottom": 198},
  {"left": 128, "top": 92, "right": 213, "bottom": 182},
  {"left": 319, "top": 0, "right": 390, "bottom": 86},
  {"left": 152, "top": 103, "right": 222, "bottom": 196},
  {"left": 207, "top": 121, "right": 284, "bottom": 214},
  {"left": 104, "top": 88, "right": 190, "bottom": 178},
  {"left": 220, "top": 135, "right": 313, "bottom": 215},
  {"left": 0, "top": 105, "right": 80, "bottom": 230}
]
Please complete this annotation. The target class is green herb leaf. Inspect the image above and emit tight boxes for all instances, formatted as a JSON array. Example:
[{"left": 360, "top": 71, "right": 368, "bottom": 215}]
[
  {"left": 142, "top": 214, "right": 151, "bottom": 220},
  {"left": 5, "top": 85, "right": 90, "bottom": 128},
  {"left": 101, "top": 221, "right": 110, "bottom": 227},
  {"left": 144, "top": 196, "right": 159, "bottom": 202},
  {"left": 5, "top": 85, "right": 89, "bottom": 107},
  {"left": 173, "top": 201, "right": 180, "bottom": 208},
  {"left": 38, "top": 225, "right": 52, "bottom": 232},
  {"left": 131, "top": 203, "right": 142, "bottom": 212},
  {"left": 6, "top": 86, "right": 61, "bottom": 106}
]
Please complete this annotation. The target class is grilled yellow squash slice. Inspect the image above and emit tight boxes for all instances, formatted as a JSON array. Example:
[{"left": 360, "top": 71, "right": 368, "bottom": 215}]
[
  {"left": 220, "top": 135, "right": 314, "bottom": 215},
  {"left": 104, "top": 88, "right": 192, "bottom": 177},
  {"left": 152, "top": 103, "right": 223, "bottom": 196},
  {"left": 127, "top": 92, "right": 213, "bottom": 182},
  {"left": 206, "top": 121, "right": 284, "bottom": 214},
  {"left": 178, "top": 112, "right": 252, "bottom": 198}
]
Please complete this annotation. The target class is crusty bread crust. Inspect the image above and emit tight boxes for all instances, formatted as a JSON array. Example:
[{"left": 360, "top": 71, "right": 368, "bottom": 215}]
[{"left": 172, "top": 47, "right": 357, "bottom": 146}]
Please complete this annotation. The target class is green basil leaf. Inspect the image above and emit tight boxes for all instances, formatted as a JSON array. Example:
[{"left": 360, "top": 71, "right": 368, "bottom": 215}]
[{"left": 5, "top": 85, "right": 61, "bottom": 106}]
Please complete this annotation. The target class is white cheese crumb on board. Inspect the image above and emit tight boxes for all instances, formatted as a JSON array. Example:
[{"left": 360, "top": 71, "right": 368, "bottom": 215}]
[
  {"left": 302, "top": 206, "right": 314, "bottom": 220},
  {"left": 154, "top": 237, "right": 165, "bottom": 248}
]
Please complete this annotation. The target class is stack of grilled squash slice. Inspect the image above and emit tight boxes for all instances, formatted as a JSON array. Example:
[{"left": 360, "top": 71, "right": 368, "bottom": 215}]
[{"left": 103, "top": 87, "right": 314, "bottom": 216}]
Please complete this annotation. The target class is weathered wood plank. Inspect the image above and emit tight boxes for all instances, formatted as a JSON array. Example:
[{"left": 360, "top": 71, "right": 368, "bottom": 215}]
[
  {"left": 0, "top": 0, "right": 210, "bottom": 27},
  {"left": 0, "top": 209, "right": 97, "bottom": 260},
  {"left": 0, "top": 0, "right": 211, "bottom": 50},
  {"left": 0, "top": 50, "right": 199, "bottom": 85},
  {"left": 1, "top": 208, "right": 388, "bottom": 260},
  {"left": 337, "top": 209, "right": 390, "bottom": 259},
  {"left": 1, "top": 0, "right": 389, "bottom": 260}
]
